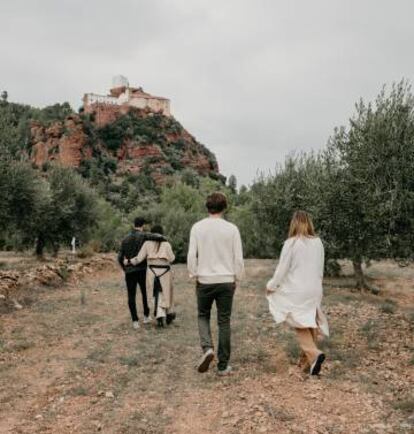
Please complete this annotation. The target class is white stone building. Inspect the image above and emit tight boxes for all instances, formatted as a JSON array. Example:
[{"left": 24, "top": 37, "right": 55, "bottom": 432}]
[{"left": 83, "top": 76, "right": 171, "bottom": 116}]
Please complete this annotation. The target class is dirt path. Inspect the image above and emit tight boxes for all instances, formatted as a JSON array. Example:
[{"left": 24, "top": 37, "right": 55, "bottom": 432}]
[{"left": 0, "top": 261, "right": 413, "bottom": 433}]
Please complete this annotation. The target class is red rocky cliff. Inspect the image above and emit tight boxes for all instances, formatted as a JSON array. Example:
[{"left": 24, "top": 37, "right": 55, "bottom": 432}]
[
  {"left": 30, "top": 107, "right": 220, "bottom": 182},
  {"left": 31, "top": 115, "right": 92, "bottom": 168}
]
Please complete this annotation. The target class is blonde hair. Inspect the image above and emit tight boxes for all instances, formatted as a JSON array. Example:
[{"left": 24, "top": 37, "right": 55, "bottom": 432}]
[{"left": 288, "top": 210, "right": 316, "bottom": 238}]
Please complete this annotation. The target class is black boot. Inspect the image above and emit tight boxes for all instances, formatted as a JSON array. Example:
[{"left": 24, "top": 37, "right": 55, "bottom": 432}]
[{"left": 166, "top": 312, "right": 176, "bottom": 325}]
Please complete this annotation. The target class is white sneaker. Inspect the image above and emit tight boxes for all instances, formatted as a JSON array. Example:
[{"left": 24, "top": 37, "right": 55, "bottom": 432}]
[
  {"left": 197, "top": 348, "right": 215, "bottom": 373},
  {"left": 143, "top": 316, "right": 152, "bottom": 324},
  {"left": 218, "top": 365, "right": 233, "bottom": 376},
  {"left": 132, "top": 321, "right": 140, "bottom": 330}
]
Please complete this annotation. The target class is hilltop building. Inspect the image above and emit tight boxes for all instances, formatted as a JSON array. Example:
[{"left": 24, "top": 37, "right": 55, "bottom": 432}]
[{"left": 83, "top": 75, "right": 171, "bottom": 117}]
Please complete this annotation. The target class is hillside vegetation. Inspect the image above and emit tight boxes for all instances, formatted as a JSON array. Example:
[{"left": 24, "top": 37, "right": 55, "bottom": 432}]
[{"left": 0, "top": 80, "right": 413, "bottom": 288}]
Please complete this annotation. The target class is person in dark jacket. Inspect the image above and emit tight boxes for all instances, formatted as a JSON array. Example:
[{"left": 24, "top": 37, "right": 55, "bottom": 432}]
[{"left": 118, "top": 217, "right": 166, "bottom": 329}]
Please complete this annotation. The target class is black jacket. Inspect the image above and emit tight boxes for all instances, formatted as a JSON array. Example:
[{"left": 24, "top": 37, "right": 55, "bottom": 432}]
[{"left": 118, "top": 230, "right": 166, "bottom": 274}]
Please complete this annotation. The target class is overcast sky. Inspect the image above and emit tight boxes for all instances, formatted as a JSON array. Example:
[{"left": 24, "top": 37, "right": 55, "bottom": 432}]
[{"left": 1, "top": 0, "right": 413, "bottom": 185}]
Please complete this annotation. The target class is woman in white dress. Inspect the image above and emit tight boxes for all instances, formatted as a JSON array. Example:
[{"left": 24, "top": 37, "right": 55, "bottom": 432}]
[{"left": 266, "top": 210, "right": 329, "bottom": 375}]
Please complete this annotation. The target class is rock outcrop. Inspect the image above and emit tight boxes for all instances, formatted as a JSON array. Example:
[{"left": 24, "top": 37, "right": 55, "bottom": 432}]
[
  {"left": 29, "top": 107, "right": 220, "bottom": 183},
  {"left": 31, "top": 115, "right": 92, "bottom": 169},
  {"left": 0, "top": 255, "right": 116, "bottom": 303}
]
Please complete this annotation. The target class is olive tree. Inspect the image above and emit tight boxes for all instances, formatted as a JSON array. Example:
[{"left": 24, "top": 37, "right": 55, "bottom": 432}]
[
  {"left": 324, "top": 80, "right": 414, "bottom": 289},
  {"left": 34, "top": 166, "right": 100, "bottom": 256}
]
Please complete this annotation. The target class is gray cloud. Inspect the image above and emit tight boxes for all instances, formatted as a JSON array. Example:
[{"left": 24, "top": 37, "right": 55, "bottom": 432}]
[{"left": 1, "top": 0, "right": 413, "bottom": 185}]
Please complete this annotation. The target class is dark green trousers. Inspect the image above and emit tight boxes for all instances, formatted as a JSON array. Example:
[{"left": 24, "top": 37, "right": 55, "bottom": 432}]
[{"left": 196, "top": 281, "right": 235, "bottom": 371}]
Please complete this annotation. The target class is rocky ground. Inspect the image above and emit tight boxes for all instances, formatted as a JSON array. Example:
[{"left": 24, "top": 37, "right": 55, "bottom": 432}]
[{"left": 0, "top": 256, "right": 413, "bottom": 433}]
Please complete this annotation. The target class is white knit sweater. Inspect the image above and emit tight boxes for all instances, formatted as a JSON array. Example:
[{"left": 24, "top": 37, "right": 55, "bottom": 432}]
[{"left": 187, "top": 217, "right": 244, "bottom": 284}]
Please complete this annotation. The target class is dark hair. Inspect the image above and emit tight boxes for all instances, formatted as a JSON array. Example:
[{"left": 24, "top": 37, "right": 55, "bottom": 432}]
[
  {"left": 206, "top": 192, "right": 228, "bottom": 214},
  {"left": 151, "top": 225, "right": 164, "bottom": 254},
  {"left": 134, "top": 217, "right": 146, "bottom": 228},
  {"left": 151, "top": 225, "right": 164, "bottom": 235}
]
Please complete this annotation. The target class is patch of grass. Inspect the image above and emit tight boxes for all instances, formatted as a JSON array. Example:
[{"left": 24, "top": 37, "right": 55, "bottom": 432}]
[
  {"left": 320, "top": 335, "right": 347, "bottom": 362},
  {"left": 327, "top": 363, "right": 346, "bottom": 379},
  {"left": 393, "top": 398, "right": 414, "bottom": 414},
  {"left": 70, "top": 386, "right": 88, "bottom": 396},
  {"left": 283, "top": 334, "right": 301, "bottom": 363},
  {"left": 57, "top": 264, "right": 70, "bottom": 281},
  {"left": 77, "top": 244, "right": 94, "bottom": 259},
  {"left": 325, "top": 290, "right": 357, "bottom": 305},
  {"left": 74, "top": 312, "right": 101, "bottom": 327},
  {"left": 264, "top": 403, "right": 295, "bottom": 422},
  {"left": 11, "top": 339, "right": 34, "bottom": 352},
  {"left": 35, "top": 300, "right": 62, "bottom": 314},
  {"left": 119, "top": 354, "right": 141, "bottom": 367},
  {"left": 360, "top": 319, "right": 382, "bottom": 350},
  {"left": 120, "top": 405, "right": 172, "bottom": 434},
  {"left": 380, "top": 299, "right": 397, "bottom": 314},
  {"left": 405, "top": 309, "right": 414, "bottom": 325},
  {"left": 86, "top": 344, "right": 112, "bottom": 364},
  {"left": 360, "top": 319, "right": 378, "bottom": 340}
]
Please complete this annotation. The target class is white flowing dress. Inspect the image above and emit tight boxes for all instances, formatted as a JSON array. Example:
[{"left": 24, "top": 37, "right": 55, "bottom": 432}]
[{"left": 266, "top": 236, "right": 329, "bottom": 337}]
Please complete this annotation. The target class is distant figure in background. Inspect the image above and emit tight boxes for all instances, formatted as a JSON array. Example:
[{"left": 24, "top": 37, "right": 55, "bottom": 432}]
[
  {"left": 188, "top": 192, "right": 244, "bottom": 376},
  {"left": 266, "top": 210, "right": 329, "bottom": 376},
  {"left": 128, "top": 225, "right": 176, "bottom": 328},
  {"left": 71, "top": 237, "right": 76, "bottom": 255},
  {"left": 118, "top": 217, "right": 166, "bottom": 330}
]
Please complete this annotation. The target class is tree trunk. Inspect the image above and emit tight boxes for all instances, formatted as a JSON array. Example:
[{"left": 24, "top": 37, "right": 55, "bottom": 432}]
[
  {"left": 52, "top": 244, "right": 59, "bottom": 258},
  {"left": 35, "top": 235, "right": 45, "bottom": 257},
  {"left": 352, "top": 260, "right": 365, "bottom": 289},
  {"left": 352, "top": 259, "right": 380, "bottom": 294}
]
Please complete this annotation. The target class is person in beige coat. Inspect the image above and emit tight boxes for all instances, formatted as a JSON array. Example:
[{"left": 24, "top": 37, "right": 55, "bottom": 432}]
[{"left": 128, "top": 225, "right": 176, "bottom": 327}]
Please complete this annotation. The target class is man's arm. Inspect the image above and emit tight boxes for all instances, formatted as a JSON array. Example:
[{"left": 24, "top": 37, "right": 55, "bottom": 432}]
[
  {"left": 143, "top": 232, "right": 167, "bottom": 242},
  {"left": 187, "top": 226, "right": 198, "bottom": 278},
  {"left": 130, "top": 241, "right": 149, "bottom": 266},
  {"left": 233, "top": 227, "right": 245, "bottom": 282}
]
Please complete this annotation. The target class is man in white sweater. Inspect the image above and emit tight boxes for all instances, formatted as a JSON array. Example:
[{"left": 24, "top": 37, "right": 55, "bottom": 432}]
[{"left": 187, "top": 192, "right": 244, "bottom": 375}]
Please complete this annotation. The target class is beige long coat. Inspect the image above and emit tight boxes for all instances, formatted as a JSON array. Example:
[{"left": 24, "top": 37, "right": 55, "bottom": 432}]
[{"left": 132, "top": 241, "right": 175, "bottom": 310}]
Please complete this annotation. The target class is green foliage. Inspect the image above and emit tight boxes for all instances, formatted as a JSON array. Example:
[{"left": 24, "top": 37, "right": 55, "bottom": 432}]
[
  {"left": 0, "top": 101, "right": 74, "bottom": 156},
  {"left": 90, "top": 199, "right": 129, "bottom": 252},
  {"left": 246, "top": 153, "right": 326, "bottom": 257},
  {"left": 227, "top": 174, "right": 237, "bottom": 193},
  {"left": 0, "top": 157, "right": 44, "bottom": 248},
  {"left": 0, "top": 101, "right": 33, "bottom": 155},
  {"left": 33, "top": 166, "right": 100, "bottom": 255},
  {"left": 97, "top": 112, "right": 172, "bottom": 152},
  {"left": 1, "top": 80, "right": 413, "bottom": 276},
  {"left": 180, "top": 168, "right": 200, "bottom": 188},
  {"left": 127, "top": 178, "right": 230, "bottom": 261},
  {"left": 325, "top": 80, "right": 414, "bottom": 263},
  {"left": 0, "top": 156, "right": 104, "bottom": 255},
  {"left": 32, "top": 102, "right": 73, "bottom": 125},
  {"left": 227, "top": 201, "right": 261, "bottom": 257},
  {"left": 246, "top": 80, "right": 414, "bottom": 284}
]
